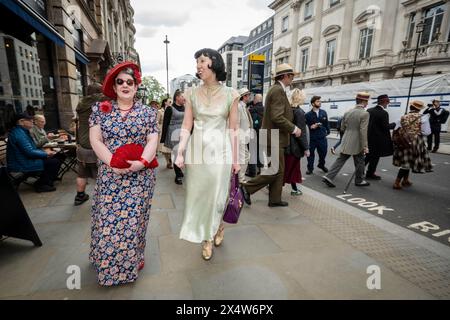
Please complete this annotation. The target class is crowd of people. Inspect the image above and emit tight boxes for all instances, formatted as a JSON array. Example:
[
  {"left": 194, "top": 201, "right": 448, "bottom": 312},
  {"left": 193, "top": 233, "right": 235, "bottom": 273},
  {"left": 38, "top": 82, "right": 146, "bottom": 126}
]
[{"left": 3, "top": 47, "right": 449, "bottom": 287}]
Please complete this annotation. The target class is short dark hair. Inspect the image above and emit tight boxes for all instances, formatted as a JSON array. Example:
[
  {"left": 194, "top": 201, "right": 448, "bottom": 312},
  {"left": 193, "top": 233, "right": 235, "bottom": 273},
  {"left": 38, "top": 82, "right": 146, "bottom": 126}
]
[
  {"left": 87, "top": 82, "right": 102, "bottom": 95},
  {"left": 161, "top": 98, "right": 168, "bottom": 107},
  {"left": 194, "top": 48, "right": 227, "bottom": 81},
  {"left": 173, "top": 89, "right": 183, "bottom": 102}
]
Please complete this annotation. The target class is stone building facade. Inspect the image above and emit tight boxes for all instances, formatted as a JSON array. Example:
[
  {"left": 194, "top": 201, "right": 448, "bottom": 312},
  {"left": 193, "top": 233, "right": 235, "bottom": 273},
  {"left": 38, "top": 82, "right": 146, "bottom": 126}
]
[{"left": 269, "top": 0, "right": 450, "bottom": 89}]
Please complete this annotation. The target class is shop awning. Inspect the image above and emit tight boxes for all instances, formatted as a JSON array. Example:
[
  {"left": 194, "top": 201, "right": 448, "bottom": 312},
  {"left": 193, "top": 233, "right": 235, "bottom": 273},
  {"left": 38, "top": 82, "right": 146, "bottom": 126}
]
[
  {"left": 75, "top": 48, "right": 90, "bottom": 65},
  {"left": 0, "top": 0, "right": 65, "bottom": 47}
]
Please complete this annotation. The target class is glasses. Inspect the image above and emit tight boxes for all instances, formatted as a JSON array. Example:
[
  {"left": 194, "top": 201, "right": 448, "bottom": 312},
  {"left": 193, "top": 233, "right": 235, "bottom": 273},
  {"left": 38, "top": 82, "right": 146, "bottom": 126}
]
[{"left": 115, "top": 78, "right": 135, "bottom": 86}]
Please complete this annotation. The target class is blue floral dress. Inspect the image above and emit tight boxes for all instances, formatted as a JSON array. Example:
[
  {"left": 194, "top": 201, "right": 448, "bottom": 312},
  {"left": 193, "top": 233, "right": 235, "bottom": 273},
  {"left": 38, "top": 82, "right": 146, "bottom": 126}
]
[{"left": 89, "top": 101, "right": 158, "bottom": 286}]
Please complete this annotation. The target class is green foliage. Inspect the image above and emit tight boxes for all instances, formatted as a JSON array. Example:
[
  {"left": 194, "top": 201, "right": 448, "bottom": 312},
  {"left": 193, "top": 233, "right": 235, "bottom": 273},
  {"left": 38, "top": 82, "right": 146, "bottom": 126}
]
[{"left": 139, "top": 76, "right": 167, "bottom": 105}]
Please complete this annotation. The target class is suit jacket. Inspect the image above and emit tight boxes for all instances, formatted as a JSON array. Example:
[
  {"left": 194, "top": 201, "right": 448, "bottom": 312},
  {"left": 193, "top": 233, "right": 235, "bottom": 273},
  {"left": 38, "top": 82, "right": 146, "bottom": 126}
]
[
  {"left": 305, "top": 108, "right": 330, "bottom": 140},
  {"left": 261, "top": 82, "right": 295, "bottom": 148},
  {"left": 367, "top": 105, "right": 394, "bottom": 157},
  {"left": 340, "top": 105, "right": 369, "bottom": 155},
  {"left": 238, "top": 101, "right": 253, "bottom": 145}
]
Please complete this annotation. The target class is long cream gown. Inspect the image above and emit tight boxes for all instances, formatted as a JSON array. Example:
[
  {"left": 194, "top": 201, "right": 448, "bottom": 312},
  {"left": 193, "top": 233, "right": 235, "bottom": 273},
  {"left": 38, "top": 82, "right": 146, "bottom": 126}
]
[{"left": 179, "top": 84, "right": 239, "bottom": 243}]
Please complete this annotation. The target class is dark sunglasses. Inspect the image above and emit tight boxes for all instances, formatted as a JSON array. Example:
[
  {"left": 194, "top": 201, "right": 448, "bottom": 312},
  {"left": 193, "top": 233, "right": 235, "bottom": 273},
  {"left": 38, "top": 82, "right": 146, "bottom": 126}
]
[{"left": 115, "top": 78, "right": 135, "bottom": 86}]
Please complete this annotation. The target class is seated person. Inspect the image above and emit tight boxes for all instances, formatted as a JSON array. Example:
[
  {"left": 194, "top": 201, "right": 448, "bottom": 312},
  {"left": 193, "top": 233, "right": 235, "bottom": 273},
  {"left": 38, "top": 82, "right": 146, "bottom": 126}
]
[
  {"left": 6, "top": 113, "right": 61, "bottom": 192},
  {"left": 30, "top": 114, "right": 67, "bottom": 148}
]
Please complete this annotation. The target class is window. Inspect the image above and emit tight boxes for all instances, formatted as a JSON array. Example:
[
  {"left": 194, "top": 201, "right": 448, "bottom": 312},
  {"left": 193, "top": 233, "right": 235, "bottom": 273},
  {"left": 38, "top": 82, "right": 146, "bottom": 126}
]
[
  {"left": 27, "top": 62, "right": 30, "bottom": 72},
  {"left": 19, "top": 46, "right": 23, "bottom": 57},
  {"left": 305, "top": 0, "right": 314, "bottom": 20},
  {"left": 268, "top": 48, "right": 272, "bottom": 60},
  {"left": 238, "top": 70, "right": 242, "bottom": 78},
  {"left": 359, "top": 28, "right": 373, "bottom": 59},
  {"left": 301, "top": 48, "right": 309, "bottom": 72},
  {"left": 32, "top": 65, "right": 35, "bottom": 73},
  {"left": 406, "top": 13, "right": 416, "bottom": 48},
  {"left": 25, "top": 49, "right": 28, "bottom": 59},
  {"left": 420, "top": 4, "right": 445, "bottom": 46},
  {"left": 268, "top": 19, "right": 272, "bottom": 27},
  {"left": 35, "top": 89, "right": 38, "bottom": 97},
  {"left": 23, "top": 74, "right": 27, "bottom": 84},
  {"left": 34, "top": 77, "right": 37, "bottom": 86},
  {"left": 282, "top": 16, "right": 289, "bottom": 33},
  {"left": 238, "top": 57, "right": 242, "bottom": 66},
  {"left": 25, "top": 88, "right": 28, "bottom": 97},
  {"left": 21, "top": 61, "right": 25, "bottom": 71},
  {"left": 326, "top": 39, "right": 336, "bottom": 66},
  {"left": 29, "top": 75, "right": 32, "bottom": 84},
  {"left": 329, "top": 0, "right": 340, "bottom": 8}
]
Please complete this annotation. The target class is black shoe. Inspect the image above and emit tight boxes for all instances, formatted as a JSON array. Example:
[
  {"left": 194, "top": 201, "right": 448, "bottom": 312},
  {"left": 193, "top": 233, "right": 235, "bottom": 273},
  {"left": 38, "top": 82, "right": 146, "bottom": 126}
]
[
  {"left": 355, "top": 180, "right": 370, "bottom": 186},
  {"left": 268, "top": 201, "right": 288, "bottom": 207},
  {"left": 175, "top": 177, "right": 183, "bottom": 185},
  {"left": 431, "top": 149, "right": 438, "bottom": 153},
  {"left": 318, "top": 165, "right": 328, "bottom": 173},
  {"left": 365, "top": 174, "right": 381, "bottom": 180},
  {"left": 322, "top": 177, "right": 336, "bottom": 188},
  {"left": 306, "top": 170, "right": 313, "bottom": 175},
  {"left": 74, "top": 193, "right": 90, "bottom": 206},
  {"left": 240, "top": 185, "right": 251, "bottom": 205},
  {"left": 35, "top": 184, "right": 56, "bottom": 193}
]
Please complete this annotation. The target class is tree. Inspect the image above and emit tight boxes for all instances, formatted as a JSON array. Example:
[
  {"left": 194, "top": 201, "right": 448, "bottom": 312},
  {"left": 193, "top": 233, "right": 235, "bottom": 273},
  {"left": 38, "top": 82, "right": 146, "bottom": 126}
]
[{"left": 139, "top": 76, "right": 167, "bottom": 105}]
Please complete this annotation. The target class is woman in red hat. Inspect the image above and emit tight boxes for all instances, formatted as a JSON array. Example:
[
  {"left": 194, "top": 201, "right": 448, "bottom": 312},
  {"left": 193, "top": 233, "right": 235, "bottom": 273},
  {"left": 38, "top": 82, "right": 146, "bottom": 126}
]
[{"left": 88, "top": 61, "right": 158, "bottom": 286}]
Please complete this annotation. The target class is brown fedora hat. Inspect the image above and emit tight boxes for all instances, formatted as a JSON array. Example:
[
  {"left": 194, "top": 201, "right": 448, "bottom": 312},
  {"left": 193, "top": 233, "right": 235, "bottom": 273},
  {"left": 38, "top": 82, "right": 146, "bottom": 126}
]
[{"left": 410, "top": 100, "right": 425, "bottom": 110}]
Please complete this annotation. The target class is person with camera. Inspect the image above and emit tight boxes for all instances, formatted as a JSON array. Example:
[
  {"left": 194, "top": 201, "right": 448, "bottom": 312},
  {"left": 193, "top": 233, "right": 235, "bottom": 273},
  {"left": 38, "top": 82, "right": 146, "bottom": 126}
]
[{"left": 305, "top": 96, "right": 330, "bottom": 175}]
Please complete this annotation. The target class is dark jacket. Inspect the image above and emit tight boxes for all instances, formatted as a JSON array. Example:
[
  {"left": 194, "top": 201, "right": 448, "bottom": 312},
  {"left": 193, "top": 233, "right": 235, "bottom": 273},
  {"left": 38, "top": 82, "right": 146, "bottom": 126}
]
[
  {"left": 249, "top": 102, "right": 264, "bottom": 130},
  {"left": 305, "top": 108, "right": 330, "bottom": 140},
  {"left": 424, "top": 107, "right": 449, "bottom": 131},
  {"left": 7, "top": 125, "right": 47, "bottom": 172},
  {"left": 286, "top": 107, "right": 309, "bottom": 158},
  {"left": 76, "top": 93, "right": 107, "bottom": 149},
  {"left": 367, "top": 105, "right": 395, "bottom": 157},
  {"left": 261, "top": 82, "right": 295, "bottom": 148}
]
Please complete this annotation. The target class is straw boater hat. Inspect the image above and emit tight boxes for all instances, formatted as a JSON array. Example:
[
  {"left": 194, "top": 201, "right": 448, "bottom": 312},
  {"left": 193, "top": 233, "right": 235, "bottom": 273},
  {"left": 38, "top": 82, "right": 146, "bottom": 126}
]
[
  {"left": 273, "top": 63, "right": 299, "bottom": 79},
  {"left": 410, "top": 100, "right": 425, "bottom": 110},
  {"left": 238, "top": 87, "right": 251, "bottom": 97},
  {"left": 102, "top": 61, "right": 142, "bottom": 99},
  {"left": 356, "top": 92, "right": 370, "bottom": 101}
]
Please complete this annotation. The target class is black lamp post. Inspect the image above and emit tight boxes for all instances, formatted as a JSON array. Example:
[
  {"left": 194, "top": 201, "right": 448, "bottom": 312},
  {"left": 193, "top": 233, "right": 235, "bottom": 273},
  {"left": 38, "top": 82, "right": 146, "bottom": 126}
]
[
  {"left": 405, "top": 21, "right": 425, "bottom": 115},
  {"left": 164, "top": 35, "right": 170, "bottom": 98}
]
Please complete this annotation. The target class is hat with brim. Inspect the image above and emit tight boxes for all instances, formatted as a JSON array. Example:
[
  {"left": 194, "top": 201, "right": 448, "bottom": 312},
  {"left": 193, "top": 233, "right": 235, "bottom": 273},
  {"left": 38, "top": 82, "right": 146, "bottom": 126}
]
[
  {"left": 374, "top": 94, "right": 390, "bottom": 103},
  {"left": 410, "top": 100, "right": 425, "bottom": 110},
  {"left": 238, "top": 87, "right": 251, "bottom": 97},
  {"left": 272, "top": 63, "right": 300, "bottom": 79},
  {"left": 102, "top": 61, "right": 142, "bottom": 99},
  {"left": 16, "top": 112, "right": 33, "bottom": 122},
  {"left": 356, "top": 92, "right": 370, "bottom": 101}
]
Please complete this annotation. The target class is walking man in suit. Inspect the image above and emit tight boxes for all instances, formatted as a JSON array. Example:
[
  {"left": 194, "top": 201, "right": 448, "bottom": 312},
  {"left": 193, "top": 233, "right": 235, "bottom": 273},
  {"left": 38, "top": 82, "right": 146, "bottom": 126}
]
[
  {"left": 365, "top": 94, "right": 395, "bottom": 180},
  {"left": 241, "top": 63, "right": 302, "bottom": 207},
  {"left": 322, "top": 92, "right": 371, "bottom": 188}
]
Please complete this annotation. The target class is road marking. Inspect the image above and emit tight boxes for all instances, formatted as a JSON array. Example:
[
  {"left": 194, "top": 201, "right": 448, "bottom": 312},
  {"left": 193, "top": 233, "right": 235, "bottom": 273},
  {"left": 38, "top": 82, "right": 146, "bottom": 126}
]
[
  {"left": 342, "top": 173, "right": 349, "bottom": 176},
  {"left": 381, "top": 169, "right": 388, "bottom": 172},
  {"left": 336, "top": 194, "right": 394, "bottom": 215},
  {"left": 444, "top": 162, "right": 450, "bottom": 165}
]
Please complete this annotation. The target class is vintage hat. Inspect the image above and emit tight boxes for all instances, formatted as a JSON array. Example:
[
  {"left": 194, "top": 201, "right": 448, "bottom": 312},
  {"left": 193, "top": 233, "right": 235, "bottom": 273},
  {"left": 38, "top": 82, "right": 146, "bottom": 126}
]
[
  {"left": 102, "top": 61, "right": 142, "bottom": 99},
  {"left": 238, "top": 87, "right": 251, "bottom": 97},
  {"left": 356, "top": 92, "right": 370, "bottom": 101},
  {"left": 15, "top": 112, "right": 33, "bottom": 121},
  {"left": 273, "top": 63, "right": 299, "bottom": 78},
  {"left": 374, "top": 94, "right": 390, "bottom": 103},
  {"left": 410, "top": 100, "right": 425, "bottom": 110},
  {"left": 310, "top": 95, "right": 321, "bottom": 104}
]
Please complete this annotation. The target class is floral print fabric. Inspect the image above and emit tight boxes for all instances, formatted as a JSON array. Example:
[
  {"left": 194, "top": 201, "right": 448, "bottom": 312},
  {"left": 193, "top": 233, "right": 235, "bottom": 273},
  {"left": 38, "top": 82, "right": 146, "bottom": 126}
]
[{"left": 88, "top": 101, "right": 158, "bottom": 286}]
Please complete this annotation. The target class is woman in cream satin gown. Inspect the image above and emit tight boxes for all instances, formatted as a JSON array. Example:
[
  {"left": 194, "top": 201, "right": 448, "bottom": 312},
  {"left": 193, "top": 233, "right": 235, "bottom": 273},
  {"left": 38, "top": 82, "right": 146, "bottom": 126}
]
[{"left": 175, "top": 48, "right": 240, "bottom": 260}]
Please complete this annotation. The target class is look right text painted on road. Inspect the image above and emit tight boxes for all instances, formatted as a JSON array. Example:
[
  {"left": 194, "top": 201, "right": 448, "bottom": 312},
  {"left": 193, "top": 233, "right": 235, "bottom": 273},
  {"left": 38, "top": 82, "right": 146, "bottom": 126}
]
[{"left": 336, "top": 194, "right": 394, "bottom": 215}]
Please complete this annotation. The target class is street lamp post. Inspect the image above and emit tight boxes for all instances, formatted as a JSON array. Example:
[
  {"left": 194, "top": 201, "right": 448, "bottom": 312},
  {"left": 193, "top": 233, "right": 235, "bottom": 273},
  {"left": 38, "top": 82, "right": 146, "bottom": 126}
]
[
  {"left": 405, "top": 21, "right": 425, "bottom": 115},
  {"left": 164, "top": 35, "right": 170, "bottom": 98}
]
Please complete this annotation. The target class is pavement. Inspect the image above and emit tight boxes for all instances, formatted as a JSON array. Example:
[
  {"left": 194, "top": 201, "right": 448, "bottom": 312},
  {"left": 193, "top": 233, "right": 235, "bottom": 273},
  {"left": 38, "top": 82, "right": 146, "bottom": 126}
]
[{"left": 1, "top": 154, "right": 450, "bottom": 300}]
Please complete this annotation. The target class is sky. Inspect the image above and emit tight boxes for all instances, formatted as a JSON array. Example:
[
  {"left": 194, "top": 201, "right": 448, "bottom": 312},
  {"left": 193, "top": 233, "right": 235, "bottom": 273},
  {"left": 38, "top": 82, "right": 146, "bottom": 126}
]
[{"left": 130, "top": 0, "right": 274, "bottom": 93}]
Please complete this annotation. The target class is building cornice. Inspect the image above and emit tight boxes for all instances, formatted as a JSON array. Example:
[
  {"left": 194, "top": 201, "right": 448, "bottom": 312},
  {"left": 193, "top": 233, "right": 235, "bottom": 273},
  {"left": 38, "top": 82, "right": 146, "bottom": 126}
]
[
  {"left": 76, "top": 0, "right": 102, "bottom": 35},
  {"left": 322, "top": 25, "right": 341, "bottom": 37},
  {"left": 269, "top": 0, "right": 290, "bottom": 10}
]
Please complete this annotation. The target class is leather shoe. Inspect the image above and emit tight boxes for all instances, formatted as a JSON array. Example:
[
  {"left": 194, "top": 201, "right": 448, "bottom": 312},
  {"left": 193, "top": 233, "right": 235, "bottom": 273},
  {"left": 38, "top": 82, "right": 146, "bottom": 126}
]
[
  {"left": 355, "top": 180, "right": 370, "bottom": 186},
  {"left": 322, "top": 177, "right": 336, "bottom": 188},
  {"left": 306, "top": 170, "right": 313, "bottom": 175},
  {"left": 318, "top": 165, "right": 329, "bottom": 173},
  {"left": 268, "top": 201, "right": 288, "bottom": 207},
  {"left": 240, "top": 185, "right": 251, "bottom": 205},
  {"left": 174, "top": 177, "right": 183, "bottom": 185},
  {"left": 365, "top": 174, "right": 381, "bottom": 180}
]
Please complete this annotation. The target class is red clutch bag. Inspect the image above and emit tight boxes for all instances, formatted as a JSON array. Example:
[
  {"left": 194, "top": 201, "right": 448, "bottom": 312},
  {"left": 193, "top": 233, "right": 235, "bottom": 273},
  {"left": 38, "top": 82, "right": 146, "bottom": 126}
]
[{"left": 110, "top": 144, "right": 158, "bottom": 169}]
